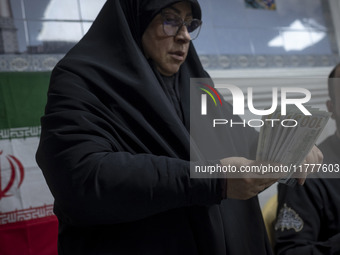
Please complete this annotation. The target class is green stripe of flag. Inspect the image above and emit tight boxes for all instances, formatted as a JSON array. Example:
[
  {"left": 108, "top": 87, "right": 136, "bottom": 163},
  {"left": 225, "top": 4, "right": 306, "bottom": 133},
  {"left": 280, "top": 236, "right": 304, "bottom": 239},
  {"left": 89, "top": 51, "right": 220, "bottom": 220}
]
[{"left": 0, "top": 72, "right": 50, "bottom": 130}]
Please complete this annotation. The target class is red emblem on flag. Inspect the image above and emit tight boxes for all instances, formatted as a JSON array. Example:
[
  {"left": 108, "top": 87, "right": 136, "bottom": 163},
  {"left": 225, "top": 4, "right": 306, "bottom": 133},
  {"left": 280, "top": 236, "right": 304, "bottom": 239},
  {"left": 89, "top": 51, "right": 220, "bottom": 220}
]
[{"left": 0, "top": 150, "right": 25, "bottom": 200}]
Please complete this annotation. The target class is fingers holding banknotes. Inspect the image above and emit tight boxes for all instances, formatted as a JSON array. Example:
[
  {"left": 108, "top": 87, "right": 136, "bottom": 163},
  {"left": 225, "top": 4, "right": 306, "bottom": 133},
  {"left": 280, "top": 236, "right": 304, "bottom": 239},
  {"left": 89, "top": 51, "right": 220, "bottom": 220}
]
[
  {"left": 220, "top": 157, "right": 284, "bottom": 200},
  {"left": 220, "top": 147, "right": 323, "bottom": 200}
]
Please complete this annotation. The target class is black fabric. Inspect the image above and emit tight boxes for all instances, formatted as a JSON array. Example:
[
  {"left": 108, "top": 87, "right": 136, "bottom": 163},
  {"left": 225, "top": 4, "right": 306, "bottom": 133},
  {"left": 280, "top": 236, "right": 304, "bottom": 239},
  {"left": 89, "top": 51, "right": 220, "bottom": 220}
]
[
  {"left": 36, "top": 0, "right": 272, "bottom": 254},
  {"left": 152, "top": 62, "right": 184, "bottom": 122},
  {"left": 275, "top": 134, "right": 340, "bottom": 255}
]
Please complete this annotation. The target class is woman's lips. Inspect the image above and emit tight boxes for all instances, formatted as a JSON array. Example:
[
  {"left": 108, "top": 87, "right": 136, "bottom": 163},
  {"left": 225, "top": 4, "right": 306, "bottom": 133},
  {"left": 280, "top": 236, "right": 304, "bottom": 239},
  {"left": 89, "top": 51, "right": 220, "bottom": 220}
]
[{"left": 169, "top": 51, "right": 185, "bottom": 61}]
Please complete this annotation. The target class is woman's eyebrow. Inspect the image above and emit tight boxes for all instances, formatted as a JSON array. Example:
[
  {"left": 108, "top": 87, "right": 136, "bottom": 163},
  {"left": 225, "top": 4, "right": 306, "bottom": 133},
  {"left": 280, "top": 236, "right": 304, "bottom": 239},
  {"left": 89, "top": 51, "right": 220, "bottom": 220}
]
[{"left": 166, "top": 6, "right": 193, "bottom": 17}]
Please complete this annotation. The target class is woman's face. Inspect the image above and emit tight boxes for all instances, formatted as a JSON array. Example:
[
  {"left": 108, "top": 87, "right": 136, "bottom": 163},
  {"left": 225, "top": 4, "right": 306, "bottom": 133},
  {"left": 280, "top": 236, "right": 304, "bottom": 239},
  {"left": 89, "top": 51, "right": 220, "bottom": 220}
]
[{"left": 142, "top": 2, "right": 192, "bottom": 76}]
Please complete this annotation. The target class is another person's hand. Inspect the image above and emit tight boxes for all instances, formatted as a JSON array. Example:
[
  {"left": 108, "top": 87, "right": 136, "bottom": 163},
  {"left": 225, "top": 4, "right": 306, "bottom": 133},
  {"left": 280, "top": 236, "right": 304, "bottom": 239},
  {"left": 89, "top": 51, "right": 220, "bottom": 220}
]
[{"left": 291, "top": 145, "right": 323, "bottom": 185}]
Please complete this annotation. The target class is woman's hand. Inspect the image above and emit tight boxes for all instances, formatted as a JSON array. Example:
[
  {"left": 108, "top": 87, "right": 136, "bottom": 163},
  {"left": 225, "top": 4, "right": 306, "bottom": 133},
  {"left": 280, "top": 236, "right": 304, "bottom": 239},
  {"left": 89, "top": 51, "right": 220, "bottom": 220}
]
[{"left": 220, "top": 157, "right": 281, "bottom": 200}]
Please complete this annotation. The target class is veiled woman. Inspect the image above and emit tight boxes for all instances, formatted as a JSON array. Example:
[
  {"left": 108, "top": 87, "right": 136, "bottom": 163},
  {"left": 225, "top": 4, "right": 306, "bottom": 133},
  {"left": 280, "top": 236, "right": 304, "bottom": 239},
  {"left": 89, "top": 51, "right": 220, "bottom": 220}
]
[{"left": 36, "top": 0, "right": 321, "bottom": 254}]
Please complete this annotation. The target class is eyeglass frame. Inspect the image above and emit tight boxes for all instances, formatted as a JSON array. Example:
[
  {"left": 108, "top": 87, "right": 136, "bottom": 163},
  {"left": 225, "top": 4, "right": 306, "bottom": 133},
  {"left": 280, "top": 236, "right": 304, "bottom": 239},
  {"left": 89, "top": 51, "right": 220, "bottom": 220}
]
[{"left": 160, "top": 10, "right": 203, "bottom": 40}]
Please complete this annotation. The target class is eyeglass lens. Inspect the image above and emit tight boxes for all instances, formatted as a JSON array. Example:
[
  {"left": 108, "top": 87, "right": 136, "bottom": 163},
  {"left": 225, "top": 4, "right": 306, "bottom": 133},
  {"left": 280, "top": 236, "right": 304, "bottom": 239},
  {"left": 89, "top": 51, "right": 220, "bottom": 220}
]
[{"left": 162, "top": 13, "right": 202, "bottom": 40}]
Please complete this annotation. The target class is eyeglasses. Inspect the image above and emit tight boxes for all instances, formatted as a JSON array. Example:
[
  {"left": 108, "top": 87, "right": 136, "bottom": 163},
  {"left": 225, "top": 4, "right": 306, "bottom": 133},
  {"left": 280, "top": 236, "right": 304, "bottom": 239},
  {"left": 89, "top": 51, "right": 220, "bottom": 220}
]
[{"left": 160, "top": 11, "right": 202, "bottom": 40}]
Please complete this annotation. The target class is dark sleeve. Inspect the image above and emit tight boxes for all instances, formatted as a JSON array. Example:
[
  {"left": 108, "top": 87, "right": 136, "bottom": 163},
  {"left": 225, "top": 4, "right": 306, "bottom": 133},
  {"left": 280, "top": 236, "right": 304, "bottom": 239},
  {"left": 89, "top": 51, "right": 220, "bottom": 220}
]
[
  {"left": 275, "top": 182, "right": 340, "bottom": 255},
  {"left": 36, "top": 83, "right": 223, "bottom": 226}
]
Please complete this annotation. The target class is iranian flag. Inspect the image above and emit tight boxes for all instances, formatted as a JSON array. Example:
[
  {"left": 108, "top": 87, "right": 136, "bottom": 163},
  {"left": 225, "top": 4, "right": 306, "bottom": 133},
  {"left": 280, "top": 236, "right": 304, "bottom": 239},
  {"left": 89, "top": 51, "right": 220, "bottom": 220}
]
[{"left": 0, "top": 72, "right": 57, "bottom": 255}]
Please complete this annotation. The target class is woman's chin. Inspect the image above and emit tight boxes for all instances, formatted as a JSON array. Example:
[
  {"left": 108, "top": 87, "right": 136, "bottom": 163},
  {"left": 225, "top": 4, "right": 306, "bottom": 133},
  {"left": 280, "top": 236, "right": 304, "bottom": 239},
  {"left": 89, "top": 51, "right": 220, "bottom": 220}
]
[{"left": 158, "top": 65, "right": 181, "bottom": 76}]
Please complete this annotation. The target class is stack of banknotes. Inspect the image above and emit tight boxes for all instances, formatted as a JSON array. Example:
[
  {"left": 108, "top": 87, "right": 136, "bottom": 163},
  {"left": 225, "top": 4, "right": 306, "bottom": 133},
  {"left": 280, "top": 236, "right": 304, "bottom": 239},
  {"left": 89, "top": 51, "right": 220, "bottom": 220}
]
[{"left": 256, "top": 105, "right": 331, "bottom": 186}]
